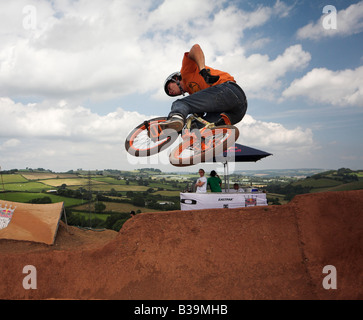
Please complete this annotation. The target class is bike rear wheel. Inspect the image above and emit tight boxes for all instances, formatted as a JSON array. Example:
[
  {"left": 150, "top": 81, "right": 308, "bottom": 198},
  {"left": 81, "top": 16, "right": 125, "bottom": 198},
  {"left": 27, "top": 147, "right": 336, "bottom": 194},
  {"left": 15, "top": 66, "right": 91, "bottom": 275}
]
[
  {"left": 169, "top": 125, "right": 239, "bottom": 167},
  {"left": 125, "top": 117, "right": 179, "bottom": 157}
]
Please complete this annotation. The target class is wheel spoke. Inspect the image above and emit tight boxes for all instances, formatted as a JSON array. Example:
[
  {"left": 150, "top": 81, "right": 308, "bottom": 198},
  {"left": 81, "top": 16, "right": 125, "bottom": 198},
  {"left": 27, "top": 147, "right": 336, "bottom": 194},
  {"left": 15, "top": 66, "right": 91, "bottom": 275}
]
[{"left": 125, "top": 117, "right": 177, "bottom": 157}]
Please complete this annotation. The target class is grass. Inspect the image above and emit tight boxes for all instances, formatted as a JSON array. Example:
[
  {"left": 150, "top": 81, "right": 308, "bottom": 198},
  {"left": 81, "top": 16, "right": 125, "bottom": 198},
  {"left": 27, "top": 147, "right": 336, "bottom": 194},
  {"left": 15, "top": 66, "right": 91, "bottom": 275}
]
[
  {"left": 292, "top": 178, "right": 342, "bottom": 188},
  {"left": 73, "top": 202, "right": 158, "bottom": 213},
  {"left": 20, "top": 173, "right": 77, "bottom": 180},
  {"left": 0, "top": 174, "right": 28, "bottom": 184},
  {"left": 0, "top": 192, "right": 85, "bottom": 207},
  {"left": 153, "top": 190, "right": 181, "bottom": 197},
  {"left": 39, "top": 178, "right": 106, "bottom": 187},
  {"left": 321, "top": 180, "right": 363, "bottom": 192},
  {"left": 68, "top": 184, "right": 151, "bottom": 192},
  {"left": 149, "top": 182, "right": 181, "bottom": 190},
  {"left": 72, "top": 211, "right": 110, "bottom": 221},
  {"left": 1, "top": 182, "right": 51, "bottom": 192},
  {"left": 293, "top": 175, "right": 363, "bottom": 193},
  {"left": 266, "top": 192, "right": 289, "bottom": 205},
  {"left": 91, "top": 177, "right": 127, "bottom": 185}
]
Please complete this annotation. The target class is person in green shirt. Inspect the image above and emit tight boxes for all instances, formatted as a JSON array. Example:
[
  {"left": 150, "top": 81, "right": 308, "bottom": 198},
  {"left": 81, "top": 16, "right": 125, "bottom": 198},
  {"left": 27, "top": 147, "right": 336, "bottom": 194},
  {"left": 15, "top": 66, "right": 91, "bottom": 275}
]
[{"left": 207, "top": 170, "right": 222, "bottom": 192}]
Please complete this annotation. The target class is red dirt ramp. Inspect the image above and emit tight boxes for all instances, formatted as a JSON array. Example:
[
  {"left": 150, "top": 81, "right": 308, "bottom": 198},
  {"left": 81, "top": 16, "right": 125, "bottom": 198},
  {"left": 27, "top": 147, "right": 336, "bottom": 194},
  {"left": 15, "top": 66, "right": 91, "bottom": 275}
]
[
  {"left": 0, "top": 190, "right": 362, "bottom": 300},
  {"left": 0, "top": 201, "right": 64, "bottom": 245}
]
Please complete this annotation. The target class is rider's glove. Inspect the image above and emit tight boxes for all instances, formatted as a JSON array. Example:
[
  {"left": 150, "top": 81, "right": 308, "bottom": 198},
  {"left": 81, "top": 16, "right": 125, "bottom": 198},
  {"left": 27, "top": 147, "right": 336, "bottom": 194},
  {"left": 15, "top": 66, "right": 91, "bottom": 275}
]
[{"left": 199, "top": 68, "right": 220, "bottom": 85}]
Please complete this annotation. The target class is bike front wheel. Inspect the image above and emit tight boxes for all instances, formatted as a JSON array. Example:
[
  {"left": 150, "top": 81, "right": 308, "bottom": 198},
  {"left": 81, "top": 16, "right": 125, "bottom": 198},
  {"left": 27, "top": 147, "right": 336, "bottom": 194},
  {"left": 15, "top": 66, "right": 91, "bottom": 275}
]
[
  {"left": 169, "top": 125, "right": 239, "bottom": 167},
  {"left": 125, "top": 117, "right": 179, "bottom": 157}
]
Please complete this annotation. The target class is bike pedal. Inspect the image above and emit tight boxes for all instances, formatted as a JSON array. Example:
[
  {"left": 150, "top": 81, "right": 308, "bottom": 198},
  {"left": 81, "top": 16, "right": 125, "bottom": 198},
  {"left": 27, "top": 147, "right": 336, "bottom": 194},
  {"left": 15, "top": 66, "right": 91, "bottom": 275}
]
[{"left": 147, "top": 122, "right": 163, "bottom": 141}]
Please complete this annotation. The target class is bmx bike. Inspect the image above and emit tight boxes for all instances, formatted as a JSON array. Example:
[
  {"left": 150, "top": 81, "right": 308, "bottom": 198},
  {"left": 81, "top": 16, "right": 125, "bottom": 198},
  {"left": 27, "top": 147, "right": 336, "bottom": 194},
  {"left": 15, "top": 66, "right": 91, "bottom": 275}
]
[{"left": 125, "top": 114, "right": 239, "bottom": 167}]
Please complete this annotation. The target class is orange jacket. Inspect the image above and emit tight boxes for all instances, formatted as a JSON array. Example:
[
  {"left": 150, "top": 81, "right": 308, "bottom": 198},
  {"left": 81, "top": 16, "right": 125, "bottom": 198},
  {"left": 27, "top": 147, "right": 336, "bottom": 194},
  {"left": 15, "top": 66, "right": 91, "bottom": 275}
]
[{"left": 180, "top": 52, "right": 235, "bottom": 94}]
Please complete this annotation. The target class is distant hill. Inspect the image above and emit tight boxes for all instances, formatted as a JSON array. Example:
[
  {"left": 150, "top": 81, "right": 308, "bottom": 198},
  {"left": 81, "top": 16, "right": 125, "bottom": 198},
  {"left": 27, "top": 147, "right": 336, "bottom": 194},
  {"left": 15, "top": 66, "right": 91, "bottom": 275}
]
[
  {"left": 293, "top": 168, "right": 363, "bottom": 193},
  {"left": 267, "top": 168, "right": 363, "bottom": 201},
  {"left": 233, "top": 168, "right": 327, "bottom": 178}
]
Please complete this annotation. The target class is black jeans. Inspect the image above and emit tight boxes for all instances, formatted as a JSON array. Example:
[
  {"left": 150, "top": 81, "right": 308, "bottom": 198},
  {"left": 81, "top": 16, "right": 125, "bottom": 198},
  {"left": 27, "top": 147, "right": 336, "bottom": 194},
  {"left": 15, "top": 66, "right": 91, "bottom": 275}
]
[{"left": 169, "top": 81, "right": 248, "bottom": 125}]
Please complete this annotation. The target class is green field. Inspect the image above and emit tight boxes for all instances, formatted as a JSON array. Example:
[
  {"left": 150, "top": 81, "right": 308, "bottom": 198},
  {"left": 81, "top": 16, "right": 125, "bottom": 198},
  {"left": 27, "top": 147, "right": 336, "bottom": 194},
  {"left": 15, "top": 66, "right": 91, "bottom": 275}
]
[
  {"left": 39, "top": 178, "right": 105, "bottom": 187},
  {"left": 154, "top": 190, "right": 181, "bottom": 197},
  {"left": 68, "top": 184, "right": 151, "bottom": 192},
  {"left": 20, "top": 173, "right": 77, "bottom": 180},
  {"left": 317, "top": 180, "right": 363, "bottom": 192},
  {"left": 0, "top": 174, "right": 28, "bottom": 183},
  {"left": 73, "top": 202, "right": 159, "bottom": 213},
  {"left": 266, "top": 193, "right": 289, "bottom": 205},
  {"left": 1, "top": 182, "right": 51, "bottom": 192},
  {"left": 0, "top": 192, "right": 84, "bottom": 207},
  {"left": 292, "top": 178, "right": 342, "bottom": 189},
  {"left": 91, "top": 177, "right": 127, "bottom": 185},
  {"left": 288, "top": 169, "right": 363, "bottom": 194},
  {"left": 72, "top": 211, "right": 110, "bottom": 221}
]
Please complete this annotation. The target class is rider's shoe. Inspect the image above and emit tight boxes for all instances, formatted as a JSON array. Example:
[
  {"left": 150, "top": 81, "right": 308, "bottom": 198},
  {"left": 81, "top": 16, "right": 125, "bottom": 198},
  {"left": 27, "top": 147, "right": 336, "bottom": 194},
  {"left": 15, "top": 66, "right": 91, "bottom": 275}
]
[
  {"left": 159, "top": 115, "right": 184, "bottom": 133},
  {"left": 214, "top": 118, "right": 226, "bottom": 127},
  {"left": 214, "top": 114, "right": 232, "bottom": 126}
]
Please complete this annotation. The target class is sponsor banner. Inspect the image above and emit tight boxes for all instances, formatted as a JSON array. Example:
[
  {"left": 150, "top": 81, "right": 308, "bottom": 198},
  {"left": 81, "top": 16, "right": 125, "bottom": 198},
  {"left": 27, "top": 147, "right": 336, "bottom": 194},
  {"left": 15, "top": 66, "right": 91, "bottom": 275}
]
[{"left": 180, "top": 193, "right": 267, "bottom": 210}]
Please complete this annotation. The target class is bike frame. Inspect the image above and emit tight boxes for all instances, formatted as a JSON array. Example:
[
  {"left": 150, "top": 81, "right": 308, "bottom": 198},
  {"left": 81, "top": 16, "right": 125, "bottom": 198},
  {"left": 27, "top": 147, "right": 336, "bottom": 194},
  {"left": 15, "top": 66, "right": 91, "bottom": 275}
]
[
  {"left": 181, "top": 114, "right": 218, "bottom": 151},
  {"left": 185, "top": 114, "right": 216, "bottom": 131}
]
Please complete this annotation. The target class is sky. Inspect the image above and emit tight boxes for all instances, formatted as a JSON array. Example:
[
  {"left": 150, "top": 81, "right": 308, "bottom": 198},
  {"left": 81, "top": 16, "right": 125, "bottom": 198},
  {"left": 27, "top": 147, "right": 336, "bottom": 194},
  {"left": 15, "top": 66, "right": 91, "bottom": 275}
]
[{"left": 0, "top": 0, "right": 363, "bottom": 173}]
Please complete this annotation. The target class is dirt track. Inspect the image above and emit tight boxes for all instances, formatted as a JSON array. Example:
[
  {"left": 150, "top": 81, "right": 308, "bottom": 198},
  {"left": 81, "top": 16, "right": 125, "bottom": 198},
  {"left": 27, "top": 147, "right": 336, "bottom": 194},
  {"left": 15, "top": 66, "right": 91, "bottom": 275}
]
[{"left": 0, "top": 190, "right": 362, "bottom": 300}]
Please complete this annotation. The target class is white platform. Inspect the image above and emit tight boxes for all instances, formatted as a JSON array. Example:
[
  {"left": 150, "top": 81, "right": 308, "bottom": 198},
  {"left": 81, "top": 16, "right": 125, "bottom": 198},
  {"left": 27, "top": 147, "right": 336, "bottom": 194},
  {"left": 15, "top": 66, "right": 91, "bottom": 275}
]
[{"left": 180, "top": 192, "right": 268, "bottom": 210}]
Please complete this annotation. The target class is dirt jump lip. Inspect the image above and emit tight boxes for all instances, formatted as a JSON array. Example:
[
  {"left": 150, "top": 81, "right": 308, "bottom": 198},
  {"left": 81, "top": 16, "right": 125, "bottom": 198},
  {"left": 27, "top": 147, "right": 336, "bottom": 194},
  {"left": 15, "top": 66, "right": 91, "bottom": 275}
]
[
  {"left": 0, "top": 190, "right": 362, "bottom": 300},
  {"left": 0, "top": 201, "right": 64, "bottom": 245}
]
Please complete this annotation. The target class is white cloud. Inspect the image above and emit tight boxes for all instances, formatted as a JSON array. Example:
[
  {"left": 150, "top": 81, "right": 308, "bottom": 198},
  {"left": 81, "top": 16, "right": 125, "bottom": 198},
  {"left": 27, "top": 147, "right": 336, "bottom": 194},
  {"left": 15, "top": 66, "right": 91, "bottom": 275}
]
[
  {"left": 236, "top": 115, "right": 315, "bottom": 152},
  {"left": 216, "top": 45, "right": 311, "bottom": 100},
  {"left": 0, "top": 97, "right": 316, "bottom": 171},
  {"left": 0, "top": 0, "right": 298, "bottom": 102},
  {"left": 282, "top": 66, "right": 363, "bottom": 107},
  {"left": 0, "top": 96, "right": 150, "bottom": 171},
  {"left": 297, "top": 1, "right": 363, "bottom": 40},
  {"left": 232, "top": 115, "right": 319, "bottom": 170},
  {"left": 0, "top": 97, "right": 145, "bottom": 142}
]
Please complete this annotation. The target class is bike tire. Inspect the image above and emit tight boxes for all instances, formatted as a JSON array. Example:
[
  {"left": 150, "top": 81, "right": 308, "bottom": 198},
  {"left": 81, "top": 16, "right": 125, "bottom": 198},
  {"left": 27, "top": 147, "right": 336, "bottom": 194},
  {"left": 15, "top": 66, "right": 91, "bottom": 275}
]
[
  {"left": 125, "top": 117, "right": 179, "bottom": 157},
  {"left": 169, "top": 125, "right": 239, "bottom": 167}
]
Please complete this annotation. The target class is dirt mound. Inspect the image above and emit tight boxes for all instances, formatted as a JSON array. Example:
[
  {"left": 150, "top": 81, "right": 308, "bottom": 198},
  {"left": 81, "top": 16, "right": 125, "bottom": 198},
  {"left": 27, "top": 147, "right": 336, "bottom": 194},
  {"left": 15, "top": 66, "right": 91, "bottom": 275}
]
[
  {"left": 0, "top": 222, "right": 118, "bottom": 254},
  {"left": 0, "top": 190, "right": 362, "bottom": 300}
]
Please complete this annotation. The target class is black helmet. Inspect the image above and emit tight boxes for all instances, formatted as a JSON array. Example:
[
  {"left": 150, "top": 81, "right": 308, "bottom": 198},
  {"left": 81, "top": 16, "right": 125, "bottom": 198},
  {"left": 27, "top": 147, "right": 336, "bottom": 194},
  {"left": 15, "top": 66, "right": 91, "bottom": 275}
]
[{"left": 164, "top": 72, "right": 185, "bottom": 96}]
